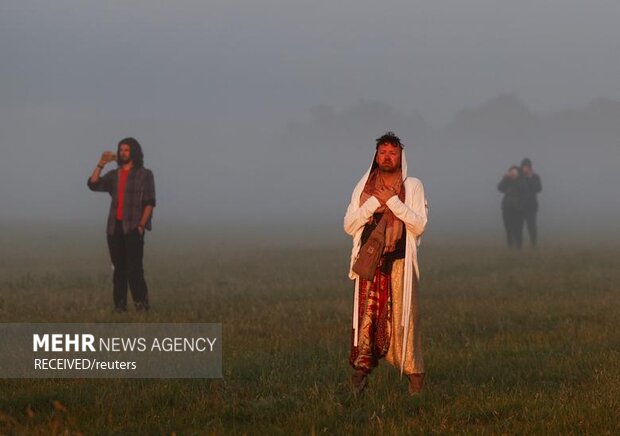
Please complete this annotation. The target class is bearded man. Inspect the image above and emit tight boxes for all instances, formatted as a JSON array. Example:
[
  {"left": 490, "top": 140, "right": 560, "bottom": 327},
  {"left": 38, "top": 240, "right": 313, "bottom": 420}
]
[
  {"left": 344, "top": 131, "right": 428, "bottom": 395},
  {"left": 88, "top": 137, "right": 156, "bottom": 312}
]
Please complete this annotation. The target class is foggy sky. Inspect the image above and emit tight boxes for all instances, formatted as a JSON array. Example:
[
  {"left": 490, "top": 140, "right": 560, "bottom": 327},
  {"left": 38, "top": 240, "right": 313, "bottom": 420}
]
[{"left": 1, "top": 1, "right": 620, "bottom": 239}]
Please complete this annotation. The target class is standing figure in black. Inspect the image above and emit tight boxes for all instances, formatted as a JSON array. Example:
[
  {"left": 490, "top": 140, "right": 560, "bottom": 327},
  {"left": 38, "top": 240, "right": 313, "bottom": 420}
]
[
  {"left": 519, "top": 158, "right": 542, "bottom": 247},
  {"left": 498, "top": 165, "right": 524, "bottom": 249}
]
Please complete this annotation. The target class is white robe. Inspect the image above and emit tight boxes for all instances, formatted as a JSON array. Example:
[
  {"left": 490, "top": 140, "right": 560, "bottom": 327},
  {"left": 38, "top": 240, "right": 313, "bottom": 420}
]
[{"left": 343, "top": 148, "right": 428, "bottom": 372}]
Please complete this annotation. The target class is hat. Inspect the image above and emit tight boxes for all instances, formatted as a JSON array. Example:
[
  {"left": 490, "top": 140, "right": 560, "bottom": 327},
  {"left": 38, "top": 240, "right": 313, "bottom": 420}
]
[{"left": 521, "top": 158, "right": 532, "bottom": 167}]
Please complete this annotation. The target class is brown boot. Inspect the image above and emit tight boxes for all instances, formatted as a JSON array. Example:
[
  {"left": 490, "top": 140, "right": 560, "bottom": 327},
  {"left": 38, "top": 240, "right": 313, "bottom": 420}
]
[
  {"left": 407, "top": 373, "right": 425, "bottom": 395},
  {"left": 351, "top": 370, "right": 368, "bottom": 395}
]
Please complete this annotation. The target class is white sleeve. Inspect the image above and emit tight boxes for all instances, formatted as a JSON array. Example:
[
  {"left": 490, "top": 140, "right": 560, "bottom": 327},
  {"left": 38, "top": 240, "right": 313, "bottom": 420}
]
[
  {"left": 385, "top": 180, "right": 428, "bottom": 237},
  {"left": 343, "top": 196, "right": 381, "bottom": 236}
]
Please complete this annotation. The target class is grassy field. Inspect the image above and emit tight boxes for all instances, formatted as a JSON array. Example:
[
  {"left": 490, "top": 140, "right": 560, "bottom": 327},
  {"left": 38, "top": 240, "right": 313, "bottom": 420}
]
[{"left": 1, "top": 224, "right": 619, "bottom": 434}]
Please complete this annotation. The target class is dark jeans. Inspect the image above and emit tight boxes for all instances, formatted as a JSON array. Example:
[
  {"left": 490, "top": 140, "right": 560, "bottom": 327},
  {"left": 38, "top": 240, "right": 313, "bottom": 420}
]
[
  {"left": 502, "top": 208, "right": 523, "bottom": 249},
  {"left": 522, "top": 209, "right": 538, "bottom": 247},
  {"left": 107, "top": 220, "right": 149, "bottom": 310}
]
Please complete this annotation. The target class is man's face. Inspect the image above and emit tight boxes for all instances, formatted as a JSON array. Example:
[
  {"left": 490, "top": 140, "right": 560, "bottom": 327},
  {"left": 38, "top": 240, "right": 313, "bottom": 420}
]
[
  {"left": 522, "top": 164, "right": 532, "bottom": 176},
  {"left": 118, "top": 144, "right": 132, "bottom": 165},
  {"left": 375, "top": 143, "right": 401, "bottom": 173}
]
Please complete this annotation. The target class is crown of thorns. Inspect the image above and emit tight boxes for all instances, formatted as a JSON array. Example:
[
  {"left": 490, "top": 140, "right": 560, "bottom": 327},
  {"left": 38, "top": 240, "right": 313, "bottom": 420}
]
[{"left": 375, "top": 131, "right": 403, "bottom": 149}]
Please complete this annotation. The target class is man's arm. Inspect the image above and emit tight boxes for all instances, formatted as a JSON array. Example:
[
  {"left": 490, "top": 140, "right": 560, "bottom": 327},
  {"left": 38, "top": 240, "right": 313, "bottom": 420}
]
[
  {"left": 137, "top": 206, "right": 154, "bottom": 235},
  {"left": 137, "top": 170, "right": 156, "bottom": 235},
  {"left": 497, "top": 176, "right": 509, "bottom": 193},
  {"left": 533, "top": 174, "right": 542, "bottom": 193},
  {"left": 384, "top": 179, "right": 428, "bottom": 237},
  {"left": 87, "top": 152, "right": 115, "bottom": 192},
  {"left": 343, "top": 195, "right": 381, "bottom": 236},
  {"left": 141, "top": 169, "right": 156, "bottom": 207}
]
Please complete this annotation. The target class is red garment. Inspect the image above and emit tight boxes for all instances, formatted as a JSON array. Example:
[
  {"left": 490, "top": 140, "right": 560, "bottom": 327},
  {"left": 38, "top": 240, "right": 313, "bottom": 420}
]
[
  {"left": 115, "top": 168, "right": 130, "bottom": 220},
  {"left": 349, "top": 266, "right": 392, "bottom": 373}
]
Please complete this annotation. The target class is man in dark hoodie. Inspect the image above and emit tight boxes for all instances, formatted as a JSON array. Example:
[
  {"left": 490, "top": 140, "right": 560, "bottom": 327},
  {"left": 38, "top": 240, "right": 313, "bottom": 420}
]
[{"left": 519, "top": 158, "right": 542, "bottom": 247}]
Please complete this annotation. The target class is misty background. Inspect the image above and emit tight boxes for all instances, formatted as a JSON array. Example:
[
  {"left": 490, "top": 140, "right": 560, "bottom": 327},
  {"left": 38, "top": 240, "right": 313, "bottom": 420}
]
[{"left": 2, "top": 1, "right": 620, "bottom": 244}]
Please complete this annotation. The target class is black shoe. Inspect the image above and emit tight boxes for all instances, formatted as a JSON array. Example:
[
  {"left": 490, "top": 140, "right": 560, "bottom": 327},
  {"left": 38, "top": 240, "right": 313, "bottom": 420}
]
[
  {"left": 135, "top": 301, "right": 150, "bottom": 312},
  {"left": 114, "top": 306, "right": 127, "bottom": 313}
]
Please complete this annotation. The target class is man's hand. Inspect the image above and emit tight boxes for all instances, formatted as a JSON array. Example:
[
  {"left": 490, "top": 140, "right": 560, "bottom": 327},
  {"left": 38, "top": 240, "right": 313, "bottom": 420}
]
[
  {"left": 374, "top": 186, "right": 397, "bottom": 205},
  {"left": 90, "top": 151, "right": 115, "bottom": 185},
  {"left": 137, "top": 206, "right": 153, "bottom": 237},
  {"left": 99, "top": 151, "right": 116, "bottom": 166}
]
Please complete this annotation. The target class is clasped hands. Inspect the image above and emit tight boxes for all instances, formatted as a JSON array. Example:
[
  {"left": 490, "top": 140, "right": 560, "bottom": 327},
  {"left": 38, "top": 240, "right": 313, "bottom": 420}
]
[{"left": 373, "top": 185, "right": 398, "bottom": 206}]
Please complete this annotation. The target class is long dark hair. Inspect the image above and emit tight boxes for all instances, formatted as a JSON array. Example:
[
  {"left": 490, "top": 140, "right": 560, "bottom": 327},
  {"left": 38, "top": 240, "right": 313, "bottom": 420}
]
[{"left": 117, "top": 137, "right": 144, "bottom": 168}]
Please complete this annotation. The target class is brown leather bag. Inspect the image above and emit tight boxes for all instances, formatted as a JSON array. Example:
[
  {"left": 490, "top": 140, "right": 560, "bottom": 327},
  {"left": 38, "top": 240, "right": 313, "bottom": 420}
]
[{"left": 352, "top": 216, "right": 386, "bottom": 280}]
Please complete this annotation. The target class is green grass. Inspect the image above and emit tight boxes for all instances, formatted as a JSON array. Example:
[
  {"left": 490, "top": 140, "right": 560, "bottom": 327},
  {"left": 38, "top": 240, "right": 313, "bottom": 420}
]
[{"left": 1, "top": 227, "right": 619, "bottom": 434}]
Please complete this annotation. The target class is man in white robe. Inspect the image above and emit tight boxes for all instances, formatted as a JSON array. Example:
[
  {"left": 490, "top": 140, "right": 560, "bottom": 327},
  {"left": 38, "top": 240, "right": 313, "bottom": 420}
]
[{"left": 344, "top": 131, "right": 428, "bottom": 394}]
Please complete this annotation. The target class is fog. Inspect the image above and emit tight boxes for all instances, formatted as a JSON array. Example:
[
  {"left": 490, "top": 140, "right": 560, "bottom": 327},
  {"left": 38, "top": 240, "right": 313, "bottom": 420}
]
[{"left": 1, "top": 1, "right": 619, "bottom": 242}]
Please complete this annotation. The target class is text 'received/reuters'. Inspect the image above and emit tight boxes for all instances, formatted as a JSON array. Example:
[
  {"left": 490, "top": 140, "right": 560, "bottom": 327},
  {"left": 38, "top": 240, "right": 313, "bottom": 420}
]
[{"left": 0, "top": 323, "right": 222, "bottom": 378}]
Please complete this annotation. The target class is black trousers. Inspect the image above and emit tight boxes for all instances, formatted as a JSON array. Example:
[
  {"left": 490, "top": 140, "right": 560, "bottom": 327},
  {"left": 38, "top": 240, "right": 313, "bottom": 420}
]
[
  {"left": 502, "top": 208, "right": 523, "bottom": 249},
  {"left": 522, "top": 209, "right": 538, "bottom": 247},
  {"left": 107, "top": 220, "right": 149, "bottom": 310}
]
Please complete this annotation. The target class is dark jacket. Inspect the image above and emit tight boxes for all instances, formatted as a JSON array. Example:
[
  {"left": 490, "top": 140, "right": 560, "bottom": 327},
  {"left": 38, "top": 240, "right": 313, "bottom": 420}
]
[
  {"left": 521, "top": 173, "right": 542, "bottom": 212},
  {"left": 88, "top": 167, "right": 156, "bottom": 235},
  {"left": 498, "top": 176, "right": 525, "bottom": 212}
]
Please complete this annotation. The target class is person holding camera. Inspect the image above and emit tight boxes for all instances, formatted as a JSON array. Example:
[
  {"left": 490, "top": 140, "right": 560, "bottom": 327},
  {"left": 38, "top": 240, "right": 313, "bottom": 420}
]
[
  {"left": 498, "top": 165, "right": 525, "bottom": 248},
  {"left": 88, "top": 137, "right": 156, "bottom": 312}
]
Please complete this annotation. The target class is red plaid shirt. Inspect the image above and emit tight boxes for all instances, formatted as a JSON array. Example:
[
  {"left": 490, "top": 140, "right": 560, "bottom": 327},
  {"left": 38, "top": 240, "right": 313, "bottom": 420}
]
[{"left": 88, "top": 167, "right": 156, "bottom": 235}]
